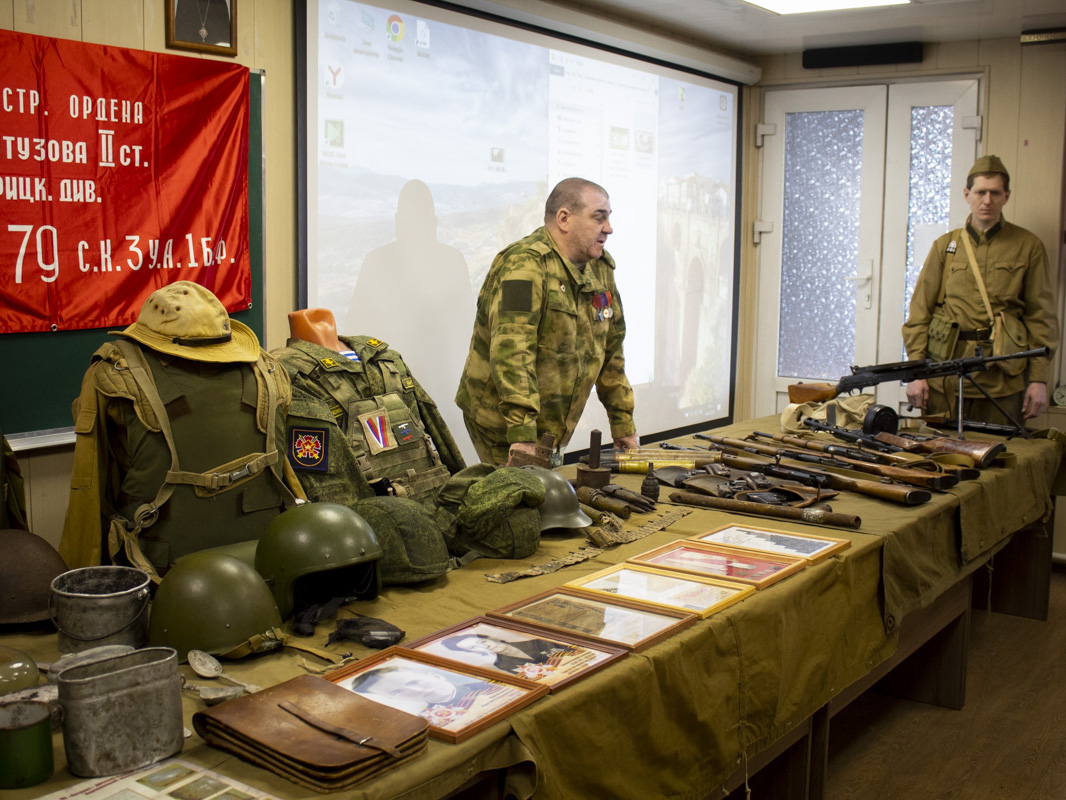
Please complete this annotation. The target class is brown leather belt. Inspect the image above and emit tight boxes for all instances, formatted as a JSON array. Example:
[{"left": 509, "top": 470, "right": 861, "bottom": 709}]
[{"left": 957, "top": 328, "right": 992, "bottom": 341}]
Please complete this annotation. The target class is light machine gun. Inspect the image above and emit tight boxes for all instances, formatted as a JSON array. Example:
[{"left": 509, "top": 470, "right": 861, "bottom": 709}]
[{"left": 788, "top": 346, "right": 1050, "bottom": 439}]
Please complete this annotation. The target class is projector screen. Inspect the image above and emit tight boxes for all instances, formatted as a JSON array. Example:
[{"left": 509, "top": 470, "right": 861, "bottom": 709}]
[{"left": 302, "top": 0, "right": 740, "bottom": 462}]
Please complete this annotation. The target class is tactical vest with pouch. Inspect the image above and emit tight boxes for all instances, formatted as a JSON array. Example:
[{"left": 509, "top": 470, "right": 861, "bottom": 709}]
[
  {"left": 274, "top": 336, "right": 465, "bottom": 508},
  {"left": 62, "top": 340, "right": 300, "bottom": 579}
]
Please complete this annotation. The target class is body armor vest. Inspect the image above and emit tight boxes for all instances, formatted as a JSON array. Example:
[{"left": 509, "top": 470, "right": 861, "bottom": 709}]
[{"left": 275, "top": 336, "right": 463, "bottom": 507}]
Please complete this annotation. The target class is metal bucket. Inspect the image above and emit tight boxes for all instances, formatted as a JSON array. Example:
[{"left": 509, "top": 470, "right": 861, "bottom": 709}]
[
  {"left": 50, "top": 566, "right": 150, "bottom": 653},
  {"left": 57, "top": 647, "right": 183, "bottom": 777}
]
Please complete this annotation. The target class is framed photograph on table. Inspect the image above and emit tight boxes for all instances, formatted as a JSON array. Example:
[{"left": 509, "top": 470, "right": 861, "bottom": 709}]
[
  {"left": 565, "top": 563, "right": 753, "bottom": 618},
  {"left": 327, "top": 647, "right": 547, "bottom": 744},
  {"left": 691, "top": 523, "right": 850, "bottom": 563},
  {"left": 406, "top": 616, "right": 627, "bottom": 692},
  {"left": 627, "top": 540, "right": 806, "bottom": 589},
  {"left": 166, "top": 0, "right": 238, "bottom": 57},
  {"left": 489, "top": 587, "right": 696, "bottom": 653}
]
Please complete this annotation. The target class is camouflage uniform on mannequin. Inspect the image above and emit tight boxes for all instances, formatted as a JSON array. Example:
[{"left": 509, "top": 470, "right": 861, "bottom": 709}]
[
  {"left": 903, "top": 155, "right": 1058, "bottom": 424},
  {"left": 456, "top": 178, "right": 639, "bottom": 466},
  {"left": 273, "top": 308, "right": 465, "bottom": 508},
  {"left": 59, "top": 281, "right": 304, "bottom": 577}
]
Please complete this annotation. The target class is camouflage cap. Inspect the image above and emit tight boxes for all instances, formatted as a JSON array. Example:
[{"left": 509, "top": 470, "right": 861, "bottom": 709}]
[
  {"left": 968, "top": 155, "right": 1009, "bottom": 181},
  {"left": 113, "top": 281, "right": 260, "bottom": 363}
]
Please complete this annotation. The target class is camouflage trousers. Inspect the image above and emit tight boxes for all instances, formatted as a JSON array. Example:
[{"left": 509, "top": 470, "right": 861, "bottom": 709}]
[{"left": 462, "top": 415, "right": 563, "bottom": 467}]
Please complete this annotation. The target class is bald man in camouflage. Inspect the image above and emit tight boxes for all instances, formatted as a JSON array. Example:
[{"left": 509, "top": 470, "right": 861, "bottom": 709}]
[
  {"left": 457, "top": 178, "right": 639, "bottom": 466},
  {"left": 903, "top": 155, "right": 1058, "bottom": 424}
]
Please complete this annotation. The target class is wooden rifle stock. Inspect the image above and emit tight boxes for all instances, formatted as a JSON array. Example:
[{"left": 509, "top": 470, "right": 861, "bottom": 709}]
[
  {"left": 787, "top": 382, "right": 841, "bottom": 404},
  {"left": 693, "top": 434, "right": 931, "bottom": 505},
  {"left": 873, "top": 432, "right": 1003, "bottom": 469},
  {"left": 668, "top": 491, "right": 862, "bottom": 529}
]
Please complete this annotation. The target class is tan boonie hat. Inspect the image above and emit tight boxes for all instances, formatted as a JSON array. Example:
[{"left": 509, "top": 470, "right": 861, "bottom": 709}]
[
  {"left": 968, "top": 154, "right": 1009, "bottom": 181},
  {"left": 113, "top": 281, "right": 260, "bottom": 363}
]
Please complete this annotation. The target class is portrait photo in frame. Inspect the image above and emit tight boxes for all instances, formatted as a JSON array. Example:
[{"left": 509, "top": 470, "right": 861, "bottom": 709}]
[
  {"left": 626, "top": 540, "right": 807, "bottom": 589},
  {"left": 488, "top": 587, "right": 696, "bottom": 652},
  {"left": 166, "top": 0, "right": 237, "bottom": 57},
  {"left": 406, "top": 616, "right": 627, "bottom": 692},
  {"left": 691, "top": 523, "right": 851, "bottom": 563},
  {"left": 327, "top": 647, "right": 547, "bottom": 744},
  {"left": 565, "top": 563, "right": 754, "bottom": 618}
]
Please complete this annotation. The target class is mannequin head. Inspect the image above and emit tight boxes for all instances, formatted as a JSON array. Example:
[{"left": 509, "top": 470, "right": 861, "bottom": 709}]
[{"left": 288, "top": 308, "right": 345, "bottom": 351}]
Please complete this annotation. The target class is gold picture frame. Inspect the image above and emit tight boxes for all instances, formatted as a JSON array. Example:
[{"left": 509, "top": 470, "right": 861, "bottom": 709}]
[
  {"left": 326, "top": 647, "right": 547, "bottom": 744},
  {"left": 565, "top": 563, "right": 754, "bottom": 618},
  {"left": 406, "top": 616, "right": 627, "bottom": 692},
  {"left": 690, "top": 523, "right": 851, "bottom": 564},
  {"left": 627, "top": 540, "right": 806, "bottom": 589},
  {"left": 165, "top": 0, "right": 238, "bottom": 57},
  {"left": 488, "top": 587, "right": 696, "bottom": 653}
]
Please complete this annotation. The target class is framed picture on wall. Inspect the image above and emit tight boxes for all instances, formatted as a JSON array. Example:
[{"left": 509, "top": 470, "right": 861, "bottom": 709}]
[{"left": 165, "top": 0, "right": 238, "bottom": 57}]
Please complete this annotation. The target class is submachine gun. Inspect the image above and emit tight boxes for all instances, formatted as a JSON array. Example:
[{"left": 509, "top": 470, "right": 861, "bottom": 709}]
[{"left": 788, "top": 346, "right": 1050, "bottom": 439}]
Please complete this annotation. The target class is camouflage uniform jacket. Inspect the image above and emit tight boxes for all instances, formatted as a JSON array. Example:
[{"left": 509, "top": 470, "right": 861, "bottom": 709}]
[
  {"left": 456, "top": 226, "right": 635, "bottom": 451},
  {"left": 903, "top": 217, "right": 1057, "bottom": 397},
  {"left": 273, "top": 336, "right": 465, "bottom": 507}
]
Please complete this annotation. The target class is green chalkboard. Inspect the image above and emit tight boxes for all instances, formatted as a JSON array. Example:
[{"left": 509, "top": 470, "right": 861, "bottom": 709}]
[{"left": 1, "top": 73, "right": 265, "bottom": 439}]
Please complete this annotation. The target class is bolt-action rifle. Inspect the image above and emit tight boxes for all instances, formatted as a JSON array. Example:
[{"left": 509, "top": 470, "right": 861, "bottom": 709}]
[
  {"left": 803, "top": 418, "right": 1004, "bottom": 468},
  {"left": 787, "top": 347, "right": 1050, "bottom": 405}
]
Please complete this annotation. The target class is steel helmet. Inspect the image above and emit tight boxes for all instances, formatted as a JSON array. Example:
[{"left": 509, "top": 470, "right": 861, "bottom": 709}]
[
  {"left": 147, "top": 552, "right": 283, "bottom": 662},
  {"left": 254, "top": 502, "right": 383, "bottom": 620},
  {"left": 352, "top": 496, "right": 450, "bottom": 584},
  {"left": 521, "top": 466, "right": 592, "bottom": 531},
  {"left": 0, "top": 529, "right": 68, "bottom": 626}
]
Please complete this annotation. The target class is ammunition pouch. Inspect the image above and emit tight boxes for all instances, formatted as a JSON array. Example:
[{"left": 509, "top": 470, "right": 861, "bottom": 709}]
[{"left": 926, "top": 311, "right": 960, "bottom": 362}]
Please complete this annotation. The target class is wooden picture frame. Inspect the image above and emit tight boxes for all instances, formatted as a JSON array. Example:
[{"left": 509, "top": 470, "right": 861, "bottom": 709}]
[
  {"left": 326, "top": 647, "right": 547, "bottom": 744},
  {"left": 165, "top": 0, "right": 238, "bottom": 57},
  {"left": 565, "top": 563, "right": 754, "bottom": 618},
  {"left": 406, "top": 616, "right": 627, "bottom": 692},
  {"left": 691, "top": 523, "right": 851, "bottom": 564},
  {"left": 488, "top": 587, "right": 696, "bottom": 653},
  {"left": 627, "top": 540, "right": 806, "bottom": 589}
]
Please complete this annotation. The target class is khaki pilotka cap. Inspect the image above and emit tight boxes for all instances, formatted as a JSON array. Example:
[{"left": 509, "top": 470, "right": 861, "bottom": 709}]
[
  {"left": 112, "top": 280, "right": 261, "bottom": 363},
  {"left": 968, "top": 154, "right": 1010, "bottom": 181}
]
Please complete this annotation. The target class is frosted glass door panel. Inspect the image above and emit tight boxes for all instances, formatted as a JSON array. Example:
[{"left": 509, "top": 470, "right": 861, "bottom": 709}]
[{"left": 778, "top": 110, "right": 863, "bottom": 380}]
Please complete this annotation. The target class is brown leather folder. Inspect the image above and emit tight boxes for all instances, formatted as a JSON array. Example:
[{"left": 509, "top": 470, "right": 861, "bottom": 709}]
[{"left": 192, "top": 673, "right": 429, "bottom": 791}]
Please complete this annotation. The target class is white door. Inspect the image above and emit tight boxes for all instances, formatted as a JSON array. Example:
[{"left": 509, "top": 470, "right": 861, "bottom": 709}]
[{"left": 754, "top": 80, "right": 978, "bottom": 416}]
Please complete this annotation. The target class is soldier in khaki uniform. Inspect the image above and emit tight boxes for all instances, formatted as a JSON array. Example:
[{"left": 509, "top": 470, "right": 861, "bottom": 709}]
[
  {"left": 902, "top": 155, "right": 1058, "bottom": 424},
  {"left": 456, "top": 178, "right": 639, "bottom": 466}
]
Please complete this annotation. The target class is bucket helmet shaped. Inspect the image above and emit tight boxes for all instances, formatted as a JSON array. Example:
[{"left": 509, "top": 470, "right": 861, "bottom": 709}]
[
  {"left": 0, "top": 529, "right": 69, "bottom": 626},
  {"left": 352, "top": 496, "right": 449, "bottom": 584},
  {"left": 255, "top": 502, "right": 383, "bottom": 620},
  {"left": 521, "top": 466, "right": 592, "bottom": 531},
  {"left": 147, "top": 552, "right": 282, "bottom": 662}
]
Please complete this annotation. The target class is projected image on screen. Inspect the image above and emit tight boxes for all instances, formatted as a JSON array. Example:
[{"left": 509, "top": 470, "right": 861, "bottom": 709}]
[{"left": 306, "top": 0, "right": 738, "bottom": 461}]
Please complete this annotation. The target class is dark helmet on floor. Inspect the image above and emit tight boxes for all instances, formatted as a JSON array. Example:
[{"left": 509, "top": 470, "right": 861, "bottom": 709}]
[{"left": 0, "top": 529, "right": 68, "bottom": 626}]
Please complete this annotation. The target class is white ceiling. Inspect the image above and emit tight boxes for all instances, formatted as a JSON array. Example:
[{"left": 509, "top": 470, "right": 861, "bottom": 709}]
[{"left": 537, "top": 0, "right": 1066, "bottom": 58}]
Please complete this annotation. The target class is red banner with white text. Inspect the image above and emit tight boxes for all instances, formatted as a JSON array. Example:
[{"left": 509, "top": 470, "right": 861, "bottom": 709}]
[{"left": 0, "top": 30, "right": 250, "bottom": 334}]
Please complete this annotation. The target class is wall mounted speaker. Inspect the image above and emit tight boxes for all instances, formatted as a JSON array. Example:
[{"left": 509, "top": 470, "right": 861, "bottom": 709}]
[{"left": 803, "top": 41, "right": 924, "bottom": 69}]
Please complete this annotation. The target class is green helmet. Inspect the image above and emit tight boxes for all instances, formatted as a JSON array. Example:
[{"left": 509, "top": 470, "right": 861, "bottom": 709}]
[
  {"left": 254, "top": 502, "right": 383, "bottom": 620},
  {"left": 352, "top": 496, "right": 449, "bottom": 584},
  {"left": 147, "top": 552, "right": 283, "bottom": 662},
  {"left": 0, "top": 529, "right": 68, "bottom": 626},
  {"left": 0, "top": 645, "right": 39, "bottom": 695},
  {"left": 521, "top": 466, "right": 592, "bottom": 531}
]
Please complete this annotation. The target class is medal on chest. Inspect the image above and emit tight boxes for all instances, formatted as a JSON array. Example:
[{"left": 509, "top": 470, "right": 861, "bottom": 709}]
[{"left": 593, "top": 291, "right": 614, "bottom": 321}]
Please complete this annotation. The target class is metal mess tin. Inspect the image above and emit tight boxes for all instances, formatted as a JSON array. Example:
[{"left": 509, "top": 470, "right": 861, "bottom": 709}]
[
  {"left": 57, "top": 647, "right": 183, "bottom": 777},
  {"left": 50, "top": 566, "right": 150, "bottom": 653}
]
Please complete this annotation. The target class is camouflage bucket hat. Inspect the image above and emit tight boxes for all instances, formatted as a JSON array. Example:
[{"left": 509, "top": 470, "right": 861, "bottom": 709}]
[
  {"left": 352, "top": 496, "right": 449, "bottom": 585},
  {"left": 113, "top": 281, "right": 259, "bottom": 363}
]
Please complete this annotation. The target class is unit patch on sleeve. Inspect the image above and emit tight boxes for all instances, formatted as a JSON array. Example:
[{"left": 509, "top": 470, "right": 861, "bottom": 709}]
[{"left": 289, "top": 426, "right": 329, "bottom": 472}]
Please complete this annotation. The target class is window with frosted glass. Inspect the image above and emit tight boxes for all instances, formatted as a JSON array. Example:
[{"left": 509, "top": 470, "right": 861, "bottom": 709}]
[
  {"left": 778, "top": 110, "right": 863, "bottom": 380},
  {"left": 902, "top": 106, "right": 953, "bottom": 350}
]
